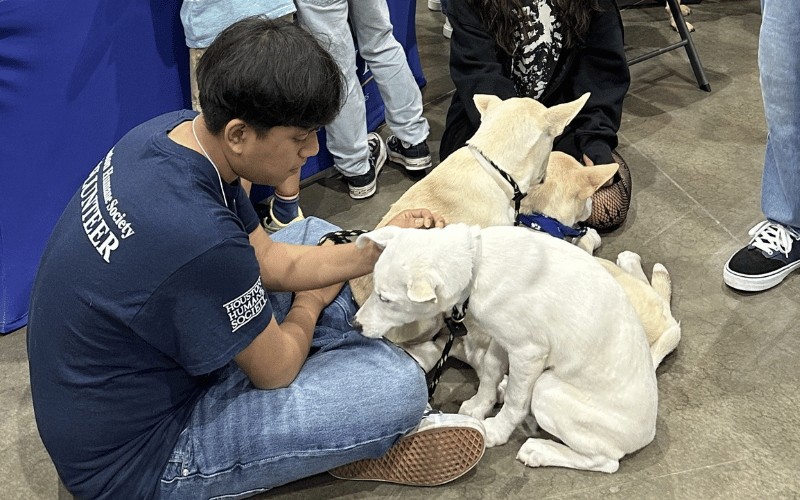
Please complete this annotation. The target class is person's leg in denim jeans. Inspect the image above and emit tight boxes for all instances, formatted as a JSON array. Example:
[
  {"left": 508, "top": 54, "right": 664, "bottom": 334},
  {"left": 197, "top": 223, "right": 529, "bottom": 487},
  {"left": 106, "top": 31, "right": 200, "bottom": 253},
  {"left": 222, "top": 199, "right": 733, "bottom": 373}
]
[
  {"left": 294, "top": 0, "right": 430, "bottom": 174},
  {"left": 159, "top": 217, "right": 429, "bottom": 500},
  {"left": 758, "top": 0, "right": 800, "bottom": 228},
  {"left": 723, "top": 0, "right": 800, "bottom": 292}
]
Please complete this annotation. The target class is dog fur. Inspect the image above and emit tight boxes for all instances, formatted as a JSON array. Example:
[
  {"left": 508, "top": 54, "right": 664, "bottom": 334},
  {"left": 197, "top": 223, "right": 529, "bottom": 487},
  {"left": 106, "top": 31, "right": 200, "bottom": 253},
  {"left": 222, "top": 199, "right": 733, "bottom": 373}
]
[
  {"left": 394, "top": 151, "right": 680, "bottom": 380},
  {"left": 349, "top": 93, "right": 592, "bottom": 327},
  {"left": 355, "top": 224, "right": 659, "bottom": 473},
  {"left": 392, "top": 151, "right": 680, "bottom": 435},
  {"left": 521, "top": 151, "right": 681, "bottom": 368}
]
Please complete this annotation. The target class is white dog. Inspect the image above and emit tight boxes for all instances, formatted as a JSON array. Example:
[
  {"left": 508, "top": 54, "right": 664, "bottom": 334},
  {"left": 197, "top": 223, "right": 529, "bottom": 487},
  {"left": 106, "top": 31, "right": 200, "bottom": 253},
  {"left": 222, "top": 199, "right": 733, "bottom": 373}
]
[
  {"left": 389, "top": 152, "right": 679, "bottom": 417},
  {"left": 355, "top": 224, "right": 658, "bottom": 473},
  {"left": 350, "top": 93, "right": 591, "bottom": 319}
]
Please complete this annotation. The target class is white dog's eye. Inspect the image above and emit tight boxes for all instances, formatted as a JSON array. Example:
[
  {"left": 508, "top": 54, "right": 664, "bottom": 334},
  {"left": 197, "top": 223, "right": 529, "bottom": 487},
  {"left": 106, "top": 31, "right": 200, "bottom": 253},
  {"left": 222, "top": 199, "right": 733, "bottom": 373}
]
[{"left": 378, "top": 293, "right": 390, "bottom": 303}]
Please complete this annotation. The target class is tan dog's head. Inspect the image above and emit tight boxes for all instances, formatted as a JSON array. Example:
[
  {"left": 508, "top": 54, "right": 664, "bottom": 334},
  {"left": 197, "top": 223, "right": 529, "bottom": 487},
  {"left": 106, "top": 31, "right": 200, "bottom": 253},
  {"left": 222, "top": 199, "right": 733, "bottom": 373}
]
[
  {"left": 353, "top": 224, "right": 481, "bottom": 340},
  {"left": 467, "top": 93, "right": 590, "bottom": 193},
  {"left": 520, "top": 151, "right": 619, "bottom": 227}
]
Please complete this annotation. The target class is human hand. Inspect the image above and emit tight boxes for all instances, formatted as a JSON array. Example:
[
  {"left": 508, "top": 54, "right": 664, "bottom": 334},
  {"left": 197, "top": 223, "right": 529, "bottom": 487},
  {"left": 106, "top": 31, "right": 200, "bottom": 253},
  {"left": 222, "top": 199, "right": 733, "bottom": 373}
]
[
  {"left": 295, "top": 281, "right": 345, "bottom": 311},
  {"left": 386, "top": 208, "right": 446, "bottom": 229}
]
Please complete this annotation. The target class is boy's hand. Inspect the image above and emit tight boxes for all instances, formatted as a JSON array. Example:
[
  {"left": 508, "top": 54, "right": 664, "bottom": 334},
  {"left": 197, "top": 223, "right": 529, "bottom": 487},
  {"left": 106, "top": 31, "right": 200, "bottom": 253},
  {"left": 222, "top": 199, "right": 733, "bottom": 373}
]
[{"left": 386, "top": 208, "right": 446, "bottom": 229}]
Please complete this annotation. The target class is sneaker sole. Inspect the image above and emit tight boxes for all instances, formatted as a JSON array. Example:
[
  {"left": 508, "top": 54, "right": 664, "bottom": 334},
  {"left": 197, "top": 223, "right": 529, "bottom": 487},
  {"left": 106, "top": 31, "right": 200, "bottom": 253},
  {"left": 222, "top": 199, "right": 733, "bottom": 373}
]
[
  {"left": 723, "top": 257, "right": 800, "bottom": 292},
  {"left": 349, "top": 135, "right": 387, "bottom": 200},
  {"left": 348, "top": 181, "right": 377, "bottom": 200},
  {"left": 328, "top": 426, "right": 485, "bottom": 486},
  {"left": 388, "top": 150, "right": 432, "bottom": 171}
]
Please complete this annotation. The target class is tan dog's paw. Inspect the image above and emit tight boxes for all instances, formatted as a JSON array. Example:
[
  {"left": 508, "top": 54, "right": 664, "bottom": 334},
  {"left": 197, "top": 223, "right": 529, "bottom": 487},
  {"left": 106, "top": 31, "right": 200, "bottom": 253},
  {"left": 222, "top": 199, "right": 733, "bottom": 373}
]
[
  {"left": 667, "top": 3, "right": 695, "bottom": 32},
  {"left": 616, "top": 251, "right": 642, "bottom": 273},
  {"left": 576, "top": 228, "right": 601, "bottom": 254},
  {"left": 665, "top": 3, "right": 692, "bottom": 17}
]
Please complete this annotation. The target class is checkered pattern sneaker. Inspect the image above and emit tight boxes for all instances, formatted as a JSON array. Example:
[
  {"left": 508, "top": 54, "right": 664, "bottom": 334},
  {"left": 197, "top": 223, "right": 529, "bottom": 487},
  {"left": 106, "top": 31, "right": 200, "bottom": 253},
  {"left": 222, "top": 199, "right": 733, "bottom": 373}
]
[
  {"left": 347, "top": 132, "right": 387, "bottom": 200},
  {"left": 328, "top": 405, "right": 485, "bottom": 486},
  {"left": 724, "top": 220, "right": 800, "bottom": 292},
  {"left": 387, "top": 135, "right": 432, "bottom": 171}
]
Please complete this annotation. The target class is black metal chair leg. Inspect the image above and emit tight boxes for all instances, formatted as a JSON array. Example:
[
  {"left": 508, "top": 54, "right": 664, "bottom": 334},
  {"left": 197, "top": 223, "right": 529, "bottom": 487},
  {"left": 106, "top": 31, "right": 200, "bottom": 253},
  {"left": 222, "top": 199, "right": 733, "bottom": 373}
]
[
  {"left": 625, "top": 0, "right": 711, "bottom": 92},
  {"left": 666, "top": 0, "right": 711, "bottom": 91}
]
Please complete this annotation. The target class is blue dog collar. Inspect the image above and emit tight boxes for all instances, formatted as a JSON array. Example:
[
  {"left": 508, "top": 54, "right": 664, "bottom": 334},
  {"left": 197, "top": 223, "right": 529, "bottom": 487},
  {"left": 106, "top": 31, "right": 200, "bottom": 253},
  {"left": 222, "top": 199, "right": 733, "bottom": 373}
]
[{"left": 517, "top": 212, "right": 588, "bottom": 240}]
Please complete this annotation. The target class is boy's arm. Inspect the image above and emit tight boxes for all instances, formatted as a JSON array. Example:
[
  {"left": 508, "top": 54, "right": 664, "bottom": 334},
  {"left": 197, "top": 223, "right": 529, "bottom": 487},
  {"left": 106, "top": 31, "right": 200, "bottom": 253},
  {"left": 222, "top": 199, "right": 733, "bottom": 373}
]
[{"left": 235, "top": 208, "right": 445, "bottom": 389}]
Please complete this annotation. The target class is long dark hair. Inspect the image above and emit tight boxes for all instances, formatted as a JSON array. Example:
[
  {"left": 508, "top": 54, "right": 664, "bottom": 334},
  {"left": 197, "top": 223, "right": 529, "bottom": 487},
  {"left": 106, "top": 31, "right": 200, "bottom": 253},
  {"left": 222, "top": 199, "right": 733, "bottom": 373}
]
[{"left": 470, "top": 0, "right": 602, "bottom": 53}]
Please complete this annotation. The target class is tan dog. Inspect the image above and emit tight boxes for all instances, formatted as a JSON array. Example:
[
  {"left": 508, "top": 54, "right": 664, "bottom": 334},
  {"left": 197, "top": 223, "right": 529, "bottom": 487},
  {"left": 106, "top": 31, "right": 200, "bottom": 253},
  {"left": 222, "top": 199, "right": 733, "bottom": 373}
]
[
  {"left": 396, "top": 152, "right": 680, "bottom": 420},
  {"left": 668, "top": 0, "right": 694, "bottom": 32},
  {"left": 519, "top": 151, "right": 681, "bottom": 368},
  {"left": 350, "top": 93, "right": 592, "bottom": 341}
]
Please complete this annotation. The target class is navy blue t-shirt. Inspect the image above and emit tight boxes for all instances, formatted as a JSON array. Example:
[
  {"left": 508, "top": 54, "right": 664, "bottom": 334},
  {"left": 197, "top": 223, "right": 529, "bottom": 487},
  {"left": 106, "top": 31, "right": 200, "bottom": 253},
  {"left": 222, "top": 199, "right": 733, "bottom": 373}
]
[{"left": 27, "top": 110, "right": 273, "bottom": 500}]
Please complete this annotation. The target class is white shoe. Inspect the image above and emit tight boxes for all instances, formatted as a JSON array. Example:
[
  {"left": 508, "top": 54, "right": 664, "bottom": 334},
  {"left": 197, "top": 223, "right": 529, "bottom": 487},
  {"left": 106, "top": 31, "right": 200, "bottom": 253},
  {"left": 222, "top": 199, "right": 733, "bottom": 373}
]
[
  {"left": 443, "top": 18, "right": 453, "bottom": 39},
  {"left": 329, "top": 404, "right": 485, "bottom": 486},
  {"left": 428, "top": 0, "right": 442, "bottom": 11}
]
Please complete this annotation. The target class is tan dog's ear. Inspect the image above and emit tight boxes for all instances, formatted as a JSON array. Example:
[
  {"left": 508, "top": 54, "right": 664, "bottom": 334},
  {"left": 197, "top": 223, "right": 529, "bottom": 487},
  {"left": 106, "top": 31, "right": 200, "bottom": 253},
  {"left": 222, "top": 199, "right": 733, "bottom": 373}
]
[
  {"left": 545, "top": 92, "right": 590, "bottom": 135},
  {"left": 578, "top": 163, "right": 619, "bottom": 200},
  {"left": 473, "top": 94, "right": 503, "bottom": 119},
  {"left": 407, "top": 278, "right": 438, "bottom": 304}
]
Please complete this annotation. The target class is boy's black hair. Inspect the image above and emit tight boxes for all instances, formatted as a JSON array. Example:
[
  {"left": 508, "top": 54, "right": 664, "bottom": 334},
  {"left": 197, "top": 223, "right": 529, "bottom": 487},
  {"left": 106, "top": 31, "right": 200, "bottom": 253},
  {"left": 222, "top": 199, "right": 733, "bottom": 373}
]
[{"left": 197, "top": 16, "right": 344, "bottom": 136}]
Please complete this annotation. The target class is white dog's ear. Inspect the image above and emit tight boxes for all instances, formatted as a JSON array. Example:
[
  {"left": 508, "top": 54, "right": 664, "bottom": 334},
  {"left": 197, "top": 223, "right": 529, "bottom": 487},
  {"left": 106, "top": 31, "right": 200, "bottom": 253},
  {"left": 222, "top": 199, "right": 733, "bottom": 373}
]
[
  {"left": 474, "top": 94, "right": 502, "bottom": 119},
  {"left": 545, "top": 92, "right": 590, "bottom": 135},
  {"left": 355, "top": 225, "right": 406, "bottom": 249},
  {"left": 407, "top": 277, "right": 438, "bottom": 304}
]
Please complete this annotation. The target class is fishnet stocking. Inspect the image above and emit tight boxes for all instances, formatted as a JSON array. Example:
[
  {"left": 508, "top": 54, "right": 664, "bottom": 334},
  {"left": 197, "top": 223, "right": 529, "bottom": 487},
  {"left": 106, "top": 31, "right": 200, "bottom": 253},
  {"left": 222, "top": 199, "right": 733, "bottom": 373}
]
[{"left": 585, "top": 150, "right": 631, "bottom": 231}]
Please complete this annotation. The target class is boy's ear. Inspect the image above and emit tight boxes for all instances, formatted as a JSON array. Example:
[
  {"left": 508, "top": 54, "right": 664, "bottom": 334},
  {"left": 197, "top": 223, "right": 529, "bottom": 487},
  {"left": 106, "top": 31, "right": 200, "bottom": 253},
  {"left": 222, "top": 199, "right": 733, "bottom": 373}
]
[{"left": 224, "top": 119, "right": 249, "bottom": 154}]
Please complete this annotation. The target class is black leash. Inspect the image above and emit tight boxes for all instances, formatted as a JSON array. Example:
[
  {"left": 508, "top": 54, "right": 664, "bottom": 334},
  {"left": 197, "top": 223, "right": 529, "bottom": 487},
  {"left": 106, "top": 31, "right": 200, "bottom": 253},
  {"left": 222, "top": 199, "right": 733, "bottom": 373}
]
[
  {"left": 319, "top": 229, "right": 472, "bottom": 400},
  {"left": 426, "top": 299, "right": 469, "bottom": 399},
  {"left": 317, "top": 229, "right": 369, "bottom": 246},
  {"left": 469, "top": 146, "right": 527, "bottom": 226}
]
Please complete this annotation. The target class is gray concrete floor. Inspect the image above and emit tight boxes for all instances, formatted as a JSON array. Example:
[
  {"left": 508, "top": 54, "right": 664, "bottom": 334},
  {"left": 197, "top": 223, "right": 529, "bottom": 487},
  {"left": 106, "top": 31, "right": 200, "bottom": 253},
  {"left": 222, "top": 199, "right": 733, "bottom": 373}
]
[{"left": 4, "top": 0, "right": 799, "bottom": 498}]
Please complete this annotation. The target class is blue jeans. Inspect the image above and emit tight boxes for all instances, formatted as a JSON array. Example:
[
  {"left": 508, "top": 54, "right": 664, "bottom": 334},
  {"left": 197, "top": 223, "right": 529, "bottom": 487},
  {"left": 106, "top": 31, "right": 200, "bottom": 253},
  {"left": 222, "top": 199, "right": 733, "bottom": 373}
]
[
  {"left": 759, "top": 0, "right": 800, "bottom": 229},
  {"left": 159, "top": 217, "right": 428, "bottom": 500},
  {"left": 294, "top": 0, "right": 429, "bottom": 177}
]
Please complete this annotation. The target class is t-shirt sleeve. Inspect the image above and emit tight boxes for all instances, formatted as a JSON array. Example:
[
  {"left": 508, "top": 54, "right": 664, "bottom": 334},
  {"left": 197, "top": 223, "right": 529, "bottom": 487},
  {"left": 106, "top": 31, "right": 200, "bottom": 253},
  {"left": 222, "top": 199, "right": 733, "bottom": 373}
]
[
  {"left": 234, "top": 185, "right": 261, "bottom": 234},
  {"left": 130, "top": 237, "right": 273, "bottom": 376}
]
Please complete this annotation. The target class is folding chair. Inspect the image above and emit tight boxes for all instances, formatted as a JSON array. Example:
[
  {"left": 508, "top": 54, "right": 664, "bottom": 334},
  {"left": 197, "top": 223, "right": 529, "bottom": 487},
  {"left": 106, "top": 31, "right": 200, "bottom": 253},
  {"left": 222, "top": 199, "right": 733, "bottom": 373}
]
[{"left": 625, "top": 0, "right": 711, "bottom": 91}]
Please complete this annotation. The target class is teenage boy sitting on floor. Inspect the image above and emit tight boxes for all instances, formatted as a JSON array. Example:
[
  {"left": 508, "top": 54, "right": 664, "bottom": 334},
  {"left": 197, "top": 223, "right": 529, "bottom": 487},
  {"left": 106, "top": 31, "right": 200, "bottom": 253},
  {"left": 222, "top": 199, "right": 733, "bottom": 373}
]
[{"left": 27, "top": 16, "right": 485, "bottom": 500}]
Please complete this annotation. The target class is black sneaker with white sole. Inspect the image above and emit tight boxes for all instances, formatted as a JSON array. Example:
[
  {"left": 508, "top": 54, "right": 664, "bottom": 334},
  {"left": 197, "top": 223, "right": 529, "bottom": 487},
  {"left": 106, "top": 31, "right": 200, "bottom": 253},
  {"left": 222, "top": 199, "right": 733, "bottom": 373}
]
[
  {"left": 347, "top": 132, "right": 387, "bottom": 200},
  {"left": 387, "top": 135, "right": 432, "bottom": 171},
  {"left": 724, "top": 220, "right": 800, "bottom": 292}
]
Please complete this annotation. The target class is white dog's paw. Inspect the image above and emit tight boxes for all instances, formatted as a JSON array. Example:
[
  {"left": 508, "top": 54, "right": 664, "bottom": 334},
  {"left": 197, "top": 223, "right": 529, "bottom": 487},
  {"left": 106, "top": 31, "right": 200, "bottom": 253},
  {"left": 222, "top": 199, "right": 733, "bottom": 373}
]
[
  {"left": 516, "top": 439, "right": 546, "bottom": 467},
  {"left": 575, "top": 228, "right": 601, "bottom": 254},
  {"left": 459, "top": 396, "right": 494, "bottom": 420},
  {"left": 482, "top": 416, "right": 513, "bottom": 448}
]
